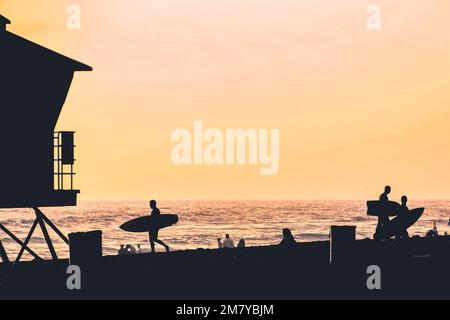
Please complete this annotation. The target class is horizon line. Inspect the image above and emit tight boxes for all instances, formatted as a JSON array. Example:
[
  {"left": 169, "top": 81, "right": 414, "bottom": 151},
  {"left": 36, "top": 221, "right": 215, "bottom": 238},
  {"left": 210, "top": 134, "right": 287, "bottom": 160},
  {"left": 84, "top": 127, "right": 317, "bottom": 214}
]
[{"left": 77, "top": 198, "right": 450, "bottom": 202}]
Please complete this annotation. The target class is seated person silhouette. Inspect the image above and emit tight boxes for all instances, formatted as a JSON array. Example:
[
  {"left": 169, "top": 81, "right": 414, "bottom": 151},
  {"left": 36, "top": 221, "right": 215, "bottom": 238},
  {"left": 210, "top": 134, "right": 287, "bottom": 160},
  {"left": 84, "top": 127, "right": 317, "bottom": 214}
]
[
  {"left": 217, "top": 238, "right": 223, "bottom": 249},
  {"left": 426, "top": 222, "right": 439, "bottom": 237},
  {"left": 223, "top": 234, "right": 234, "bottom": 248},
  {"left": 125, "top": 244, "right": 136, "bottom": 254},
  {"left": 125, "top": 244, "right": 137, "bottom": 254},
  {"left": 375, "top": 185, "right": 392, "bottom": 236},
  {"left": 118, "top": 244, "right": 127, "bottom": 255},
  {"left": 149, "top": 200, "right": 170, "bottom": 253},
  {"left": 279, "top": 228, "right": 297, "bottom": 246},
  {"left": 395, "top": 195, "right": 410, "bottom": 240},
  {"left": 237, "top": 239, "right": 246, "bottom": 248}
]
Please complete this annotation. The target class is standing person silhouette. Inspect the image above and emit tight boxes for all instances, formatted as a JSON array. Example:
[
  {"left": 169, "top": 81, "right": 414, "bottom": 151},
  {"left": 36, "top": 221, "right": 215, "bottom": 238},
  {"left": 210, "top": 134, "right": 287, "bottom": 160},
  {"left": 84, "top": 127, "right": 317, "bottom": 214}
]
[
  {"left": 149, "top": 200, "right": 170, "bottom": 253},
  {"left": 375, "top": 186, "right": 392, "bottom": 238},
  {"left": 395, "top": 195, "right": 410, "bottom": 240}
]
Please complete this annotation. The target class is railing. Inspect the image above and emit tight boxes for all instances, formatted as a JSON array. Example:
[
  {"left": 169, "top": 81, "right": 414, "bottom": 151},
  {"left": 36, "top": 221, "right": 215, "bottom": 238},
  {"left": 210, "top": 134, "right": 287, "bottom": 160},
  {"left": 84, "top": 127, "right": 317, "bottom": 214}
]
[{"left": 54, "top": 132, "right": 76, "bottom": 190}]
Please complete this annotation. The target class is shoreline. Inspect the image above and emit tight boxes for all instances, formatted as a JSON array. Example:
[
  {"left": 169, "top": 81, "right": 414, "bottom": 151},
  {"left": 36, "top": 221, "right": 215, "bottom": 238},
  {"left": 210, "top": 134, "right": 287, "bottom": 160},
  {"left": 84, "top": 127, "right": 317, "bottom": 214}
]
[{"left": 1, "top": 236, "right": 450, "bottom": 299}]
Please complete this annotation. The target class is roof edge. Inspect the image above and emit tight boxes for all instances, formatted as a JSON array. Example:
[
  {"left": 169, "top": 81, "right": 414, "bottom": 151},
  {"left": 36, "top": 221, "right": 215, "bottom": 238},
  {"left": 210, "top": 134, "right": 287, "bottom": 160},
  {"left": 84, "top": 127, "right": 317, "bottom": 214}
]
[{"left": 6, "top": 30, "right": 93, "bottom": 72}]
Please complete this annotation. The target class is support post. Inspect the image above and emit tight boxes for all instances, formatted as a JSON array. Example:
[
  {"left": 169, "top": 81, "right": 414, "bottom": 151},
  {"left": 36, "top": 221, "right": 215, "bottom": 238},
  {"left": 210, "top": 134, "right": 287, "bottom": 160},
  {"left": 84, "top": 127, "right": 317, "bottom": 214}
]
[
  {"left": 35, "top": 210, "right": 58, "bottom": 260},
  {"left": 0, "top": 223, "right": 41, "bottom": 261},
  {"left": 1, "top": 208, "right": 69, "bottom": 264},
  {"left": 0, "top": 239, "right": 10, "bottom": 265},
  {"left": 14, "top": 218, "right": 39, "bottom": 265},
  {"left": 34, "top": 208, "right": 69, "bottom": 245}
]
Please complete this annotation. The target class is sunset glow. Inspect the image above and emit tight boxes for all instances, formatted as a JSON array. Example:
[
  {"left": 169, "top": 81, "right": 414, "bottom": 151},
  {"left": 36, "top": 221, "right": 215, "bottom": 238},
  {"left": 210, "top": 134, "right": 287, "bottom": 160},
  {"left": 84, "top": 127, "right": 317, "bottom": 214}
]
[{"left": 2, "top": 0, "right": 450, "bottom": 200}]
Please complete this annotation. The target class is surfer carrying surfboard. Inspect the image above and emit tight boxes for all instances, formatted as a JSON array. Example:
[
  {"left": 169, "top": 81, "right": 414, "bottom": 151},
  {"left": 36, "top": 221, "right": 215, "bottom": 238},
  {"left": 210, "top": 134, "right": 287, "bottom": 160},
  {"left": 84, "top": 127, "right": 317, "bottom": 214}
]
[
  {"left": 376, "top": 186, "right": 392, "bottom": 234},
  {"left": 119, "top": 203, "right": 178, "bottom": 251},
  {"left": 149, "top": 200, "right": 170, "bottom": 253},
  {"left": 368, "top": 192, "right": 425, "bottom": 241},
  {"left": 395, "top": 196, "right": 410, "bottom": 240}
]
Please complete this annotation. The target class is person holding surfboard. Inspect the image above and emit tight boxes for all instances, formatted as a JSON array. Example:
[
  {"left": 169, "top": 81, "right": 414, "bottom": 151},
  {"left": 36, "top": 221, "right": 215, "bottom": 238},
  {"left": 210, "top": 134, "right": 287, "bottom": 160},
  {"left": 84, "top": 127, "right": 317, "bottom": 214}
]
[
  {"left": 395, "top": 196, "right": 410, "bottom": 240},
  {"left": 149, "top": 200, "right": 170, "bottom": 253},
  {"left": 376, "top": 186, "right": 392, "bottom": 235},
  {"left": 119, "top": 203, "right": 178, "bottom": 251}
]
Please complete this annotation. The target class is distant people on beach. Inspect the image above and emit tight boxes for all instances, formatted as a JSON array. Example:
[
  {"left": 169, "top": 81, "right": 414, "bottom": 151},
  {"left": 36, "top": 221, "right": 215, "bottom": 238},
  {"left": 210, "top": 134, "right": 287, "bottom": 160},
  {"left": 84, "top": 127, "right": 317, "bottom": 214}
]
[
  {"left": 149, "top": 200, "right": 170, "bottom": 253},
  {"left": 117, "top": 244, "right": 149, "bottom": 255},
  {"left": 426, "top": 222, "right": 439, "bottom": 238},
  {"left": 217, "top": 238, "right": 223, "bottom": 249},
  {"left": 237, "top": 239, "right": 246, "bottom": 248},
  {"left": 280, "top": 228, "right": 296, "bottom": 246},
  {"left": 223, "top": 234, "right": 235, "bottom": 248},
  {"left": 118, "top": 244, "right": 127, "bottom": 255},
  {"left": 118, "top": 244, "right": 139, "bottom": 255},
  {"left": 126, "top": 244, "right": 137, "bottom": 254}
]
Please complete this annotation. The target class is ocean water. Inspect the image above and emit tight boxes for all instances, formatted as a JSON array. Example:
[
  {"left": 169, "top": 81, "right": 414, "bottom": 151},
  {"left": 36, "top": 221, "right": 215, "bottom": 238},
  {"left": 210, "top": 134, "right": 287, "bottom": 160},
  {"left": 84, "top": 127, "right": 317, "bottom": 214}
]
[{"left": 0, "top": 200, "right": 449, "bottom": 260}]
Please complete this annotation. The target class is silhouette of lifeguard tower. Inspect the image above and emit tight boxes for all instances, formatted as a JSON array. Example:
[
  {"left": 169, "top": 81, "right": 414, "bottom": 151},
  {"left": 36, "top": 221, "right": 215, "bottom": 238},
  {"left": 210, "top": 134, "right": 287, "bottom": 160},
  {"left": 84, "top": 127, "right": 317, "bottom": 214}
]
[{"left": 0, "top": 15, "right": 92, "bottom": 263}]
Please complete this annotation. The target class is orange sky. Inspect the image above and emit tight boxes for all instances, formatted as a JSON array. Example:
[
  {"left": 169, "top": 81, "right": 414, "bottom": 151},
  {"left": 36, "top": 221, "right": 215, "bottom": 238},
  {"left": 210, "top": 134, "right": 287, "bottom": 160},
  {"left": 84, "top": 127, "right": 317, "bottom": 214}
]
[{"left": 1, "top": 0, "right": 450, "bottom": 200}]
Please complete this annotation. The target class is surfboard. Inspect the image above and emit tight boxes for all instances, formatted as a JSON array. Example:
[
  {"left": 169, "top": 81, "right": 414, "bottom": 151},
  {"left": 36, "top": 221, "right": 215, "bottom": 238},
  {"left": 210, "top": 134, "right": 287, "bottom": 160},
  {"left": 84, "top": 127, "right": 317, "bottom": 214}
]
[
  {"left": 375, "top": 208, "right": 425, "bottom": 240},
  {"left": 120, "top": 214, "right": 179, "bottom": 233},
  {"left": 367, "top": 200, "right": 400, "bottom": 217}
]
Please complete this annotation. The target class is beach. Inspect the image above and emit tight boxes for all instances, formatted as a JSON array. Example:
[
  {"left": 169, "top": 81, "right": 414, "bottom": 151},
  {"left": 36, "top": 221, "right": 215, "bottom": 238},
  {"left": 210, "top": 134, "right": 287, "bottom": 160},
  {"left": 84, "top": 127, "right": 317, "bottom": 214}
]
[{"left": 0, "top": 200, "right": 449, "bottom": 260}]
